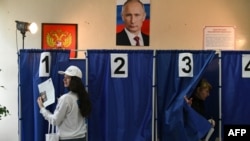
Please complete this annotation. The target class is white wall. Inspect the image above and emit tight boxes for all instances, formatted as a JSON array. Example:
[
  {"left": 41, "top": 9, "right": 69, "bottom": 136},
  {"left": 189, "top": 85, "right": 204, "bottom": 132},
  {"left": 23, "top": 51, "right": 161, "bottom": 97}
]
[{"left": 0, "top": 0, "right": 250, "bottom": 140}]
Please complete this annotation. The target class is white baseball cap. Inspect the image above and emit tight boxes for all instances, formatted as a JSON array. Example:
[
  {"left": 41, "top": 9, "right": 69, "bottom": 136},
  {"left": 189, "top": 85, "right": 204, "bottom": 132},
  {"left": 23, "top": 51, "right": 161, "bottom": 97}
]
[{"left": 58, "top": 65, "right": 82, "bottom": 79}]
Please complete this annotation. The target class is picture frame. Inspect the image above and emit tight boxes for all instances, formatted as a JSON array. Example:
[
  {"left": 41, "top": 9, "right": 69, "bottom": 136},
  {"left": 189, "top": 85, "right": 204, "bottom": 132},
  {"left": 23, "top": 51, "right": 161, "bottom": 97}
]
[
  {"left": 116, "top": 0, "right": 150, "bottom": 46},
  {"left": 42, "top": 23, "right": 78, "bottom": 58}
]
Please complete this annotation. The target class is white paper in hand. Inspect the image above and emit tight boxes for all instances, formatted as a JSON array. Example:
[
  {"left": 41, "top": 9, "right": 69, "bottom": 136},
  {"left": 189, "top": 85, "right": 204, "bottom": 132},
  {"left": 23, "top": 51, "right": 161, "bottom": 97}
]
[{"left": 38, "top": 78, "right": 55, "bottom": 107}]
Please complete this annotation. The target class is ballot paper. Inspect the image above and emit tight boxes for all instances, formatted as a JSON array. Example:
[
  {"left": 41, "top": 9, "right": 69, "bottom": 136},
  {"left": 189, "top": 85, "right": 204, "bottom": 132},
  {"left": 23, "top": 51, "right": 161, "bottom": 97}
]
[{"left": 38, "top": 78, "right": 55, "bottom": 107}]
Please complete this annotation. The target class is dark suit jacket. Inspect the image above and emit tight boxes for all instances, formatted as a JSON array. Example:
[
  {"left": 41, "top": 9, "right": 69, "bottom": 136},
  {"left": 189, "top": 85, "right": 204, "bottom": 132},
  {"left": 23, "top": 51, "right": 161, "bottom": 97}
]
[{"left": 116, "top": 29, "right": 149, "bottom": 46}]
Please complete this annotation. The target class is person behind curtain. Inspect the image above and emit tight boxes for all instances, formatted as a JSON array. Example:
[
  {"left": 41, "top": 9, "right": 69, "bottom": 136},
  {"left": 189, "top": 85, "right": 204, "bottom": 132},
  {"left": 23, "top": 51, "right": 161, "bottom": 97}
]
[
  {"left": 37, "top": 65, "right": 91, "bottom": 141},
  {"left": 184, "top": 78, "right": 215, "bottom": 140},
  {"left": 116, "top": 0, "right": 149, "bottom": 46}
]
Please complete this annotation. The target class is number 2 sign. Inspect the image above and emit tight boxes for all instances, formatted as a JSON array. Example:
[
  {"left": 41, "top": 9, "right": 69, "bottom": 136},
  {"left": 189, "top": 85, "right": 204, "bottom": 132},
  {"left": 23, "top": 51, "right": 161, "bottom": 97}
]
[{"left": 110, "top": 53, "right": 128, "bottom": 78}]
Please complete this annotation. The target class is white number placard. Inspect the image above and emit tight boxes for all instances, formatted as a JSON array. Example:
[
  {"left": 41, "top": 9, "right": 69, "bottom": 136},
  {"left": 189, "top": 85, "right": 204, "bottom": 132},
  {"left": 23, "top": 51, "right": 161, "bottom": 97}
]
[
  {"left": 39, "top": 52, "right": 51, "bottom": 77},
  {"left": 110, "top": 53, "right": 128, "bottom": 78},
  {"left": 242, "top": 54, "right": 250, "bottom": 78},
  {"left": 179, "top": 53, "right": 193, "bottom": 77}
]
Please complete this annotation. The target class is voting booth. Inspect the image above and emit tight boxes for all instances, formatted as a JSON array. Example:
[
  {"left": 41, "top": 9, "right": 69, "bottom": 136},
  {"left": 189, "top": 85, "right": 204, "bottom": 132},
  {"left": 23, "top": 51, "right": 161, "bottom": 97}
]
[
  {"left": 18, "top": 49, "right": 86, "bottom": 141},
  {"left": 18, "top": 49, "right": 250, "bottom": 141}
]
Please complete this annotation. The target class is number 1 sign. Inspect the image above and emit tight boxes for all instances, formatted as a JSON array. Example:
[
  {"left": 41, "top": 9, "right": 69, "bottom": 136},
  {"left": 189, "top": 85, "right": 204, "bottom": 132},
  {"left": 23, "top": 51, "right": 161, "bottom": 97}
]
[{"left": 39, "top": 52, "right": 51, "bottom": 77}]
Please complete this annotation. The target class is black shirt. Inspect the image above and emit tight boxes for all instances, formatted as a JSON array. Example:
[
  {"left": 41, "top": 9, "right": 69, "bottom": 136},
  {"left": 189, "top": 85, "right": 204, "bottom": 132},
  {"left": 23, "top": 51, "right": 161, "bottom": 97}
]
[{"left": 190, "top": 94, "right": 210, "bottom": 119}]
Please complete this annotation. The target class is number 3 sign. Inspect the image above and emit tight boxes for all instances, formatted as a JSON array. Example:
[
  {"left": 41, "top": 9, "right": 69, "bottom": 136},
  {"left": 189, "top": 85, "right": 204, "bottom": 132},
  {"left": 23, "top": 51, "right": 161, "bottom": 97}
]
[
  {"left": 179, "top": 53, "right": 193, "bottom": 77},
  {"left": 110, "top": 53, "right": 128, "bottom": 78}
]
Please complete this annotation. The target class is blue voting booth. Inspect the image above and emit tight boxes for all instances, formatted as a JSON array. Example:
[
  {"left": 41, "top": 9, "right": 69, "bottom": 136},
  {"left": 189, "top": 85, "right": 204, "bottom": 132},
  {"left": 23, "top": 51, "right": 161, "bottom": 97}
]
[{"left": 18, "top": 49, "right": 250, "bottom": 141}]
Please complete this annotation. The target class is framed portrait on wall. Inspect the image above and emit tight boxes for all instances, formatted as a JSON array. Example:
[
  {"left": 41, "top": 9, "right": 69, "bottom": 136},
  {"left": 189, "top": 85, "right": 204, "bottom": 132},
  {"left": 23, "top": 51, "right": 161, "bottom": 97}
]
[
  {"left": 116, "top": 0, "right": 150, "bottom": 47},
  {"left": 42, "top": 23, "right": 78, "bottom": 58}
]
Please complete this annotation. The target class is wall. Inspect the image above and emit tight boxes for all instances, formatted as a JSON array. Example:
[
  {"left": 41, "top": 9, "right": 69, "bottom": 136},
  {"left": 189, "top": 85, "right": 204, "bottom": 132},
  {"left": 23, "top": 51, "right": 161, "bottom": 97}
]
[{"left": 0, "top": 0, "right": 249, "bottom": 140}]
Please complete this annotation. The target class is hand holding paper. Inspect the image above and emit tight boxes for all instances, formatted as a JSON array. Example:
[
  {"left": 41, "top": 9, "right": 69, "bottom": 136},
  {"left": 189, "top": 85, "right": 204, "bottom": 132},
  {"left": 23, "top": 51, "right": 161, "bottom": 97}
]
[{"left": 38, "top": 78, "right": 55, "bottom": 107}]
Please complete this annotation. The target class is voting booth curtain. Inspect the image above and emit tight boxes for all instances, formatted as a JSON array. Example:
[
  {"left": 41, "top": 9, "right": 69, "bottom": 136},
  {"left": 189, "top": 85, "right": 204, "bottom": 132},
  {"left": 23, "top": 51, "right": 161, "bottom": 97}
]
[
  {"left": 20, "top": 49, "right": 250, "bottom": 141},
  {"left": 87, "top": 50, "right": 154, "bottom": 141},
  {"left": 221, "top": 51, "right": 250, "bottom": 125},
  {"left": 18, "top": 49, "right": 86, "bottom": 141},
  {"left": 156, "top": 50, "right": 216, "bottom": 141}
]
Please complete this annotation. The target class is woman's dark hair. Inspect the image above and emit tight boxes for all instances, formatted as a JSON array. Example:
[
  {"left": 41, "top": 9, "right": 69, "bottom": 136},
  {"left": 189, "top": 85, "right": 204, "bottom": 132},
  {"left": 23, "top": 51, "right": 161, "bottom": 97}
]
[{"left": 68, "top": 76, "right": 91, "bottom": 117}]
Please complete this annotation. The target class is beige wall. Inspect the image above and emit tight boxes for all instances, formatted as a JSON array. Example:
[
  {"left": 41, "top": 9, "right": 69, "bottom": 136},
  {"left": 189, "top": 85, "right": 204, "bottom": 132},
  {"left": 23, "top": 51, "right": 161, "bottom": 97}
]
[
  {"left": 152, "top": 0, "right": 250, "bottom": 50},
  {"left": 0, "top": 0, "right": 249, "bottom": 140},
  {"left": 2, "top": 0, "right": 250, "bottom": 51}
]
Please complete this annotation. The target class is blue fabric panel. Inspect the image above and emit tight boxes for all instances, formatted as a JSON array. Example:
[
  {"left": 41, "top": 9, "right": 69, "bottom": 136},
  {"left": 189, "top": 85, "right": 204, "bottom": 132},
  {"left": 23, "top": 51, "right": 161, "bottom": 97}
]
[
  {"left": 156, "top": 50, "right": 216, "bottom": 141},
  {"left": 221, "top": 51, "right": 250, "bottom": 125},
  {"left": 18, "top": 49, "right": 70, "bottom": 141},
  {"left": 87, "top": 50, "right": 153, "bottom": 141}
]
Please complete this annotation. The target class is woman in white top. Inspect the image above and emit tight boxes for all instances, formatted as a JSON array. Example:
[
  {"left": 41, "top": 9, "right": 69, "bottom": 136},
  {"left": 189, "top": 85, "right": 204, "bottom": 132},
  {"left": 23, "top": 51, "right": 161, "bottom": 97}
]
[{"left": 37, "top": 65, "right": 91, "bottom": 141}]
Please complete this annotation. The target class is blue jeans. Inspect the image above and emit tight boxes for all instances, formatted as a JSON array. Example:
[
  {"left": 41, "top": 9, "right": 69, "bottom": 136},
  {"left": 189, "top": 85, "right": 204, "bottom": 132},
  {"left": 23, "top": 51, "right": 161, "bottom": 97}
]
[{"left": 59, "top": 137, "right": 86, "bottom": 141}]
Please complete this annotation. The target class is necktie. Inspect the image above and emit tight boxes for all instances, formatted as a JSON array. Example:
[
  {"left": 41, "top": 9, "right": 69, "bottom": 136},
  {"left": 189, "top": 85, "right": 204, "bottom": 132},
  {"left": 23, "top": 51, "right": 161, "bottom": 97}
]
[{"left": 134, "top": 36, "right": 140, "bottom": 46}]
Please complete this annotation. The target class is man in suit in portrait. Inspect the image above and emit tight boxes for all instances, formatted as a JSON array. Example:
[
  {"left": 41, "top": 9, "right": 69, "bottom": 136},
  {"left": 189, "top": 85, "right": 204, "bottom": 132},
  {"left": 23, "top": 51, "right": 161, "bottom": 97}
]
[{"left": 116, "top": 0, "right": 149, "bottom": 46}]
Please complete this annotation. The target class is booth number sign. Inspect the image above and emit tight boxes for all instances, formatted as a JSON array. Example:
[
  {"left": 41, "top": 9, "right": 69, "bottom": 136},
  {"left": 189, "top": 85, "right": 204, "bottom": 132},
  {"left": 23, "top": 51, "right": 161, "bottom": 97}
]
[
  {"left": 242, "top": 54, "right": 250, "bottom": 78},
  {"left": 39, "top": 52, "right": 51, "bottom": 77},
  {"left": 110, "top": 54, "right": 128, "bottom": 78},
  {"left": 179, "top": 53, "right": 194, "bottom": 77},
  {"left": 109, "top": 53, "right": 194, "bottom": 78},
  {"left": 38, "top": 52, "right": 250, "bottom": 78}
]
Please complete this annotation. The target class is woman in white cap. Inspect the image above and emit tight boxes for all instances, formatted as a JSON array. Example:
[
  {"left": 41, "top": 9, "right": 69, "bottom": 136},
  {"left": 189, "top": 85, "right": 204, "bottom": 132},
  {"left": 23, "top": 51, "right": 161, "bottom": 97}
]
[{"left": 37, "top": 65, "right": 91, "bottom": 141}]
